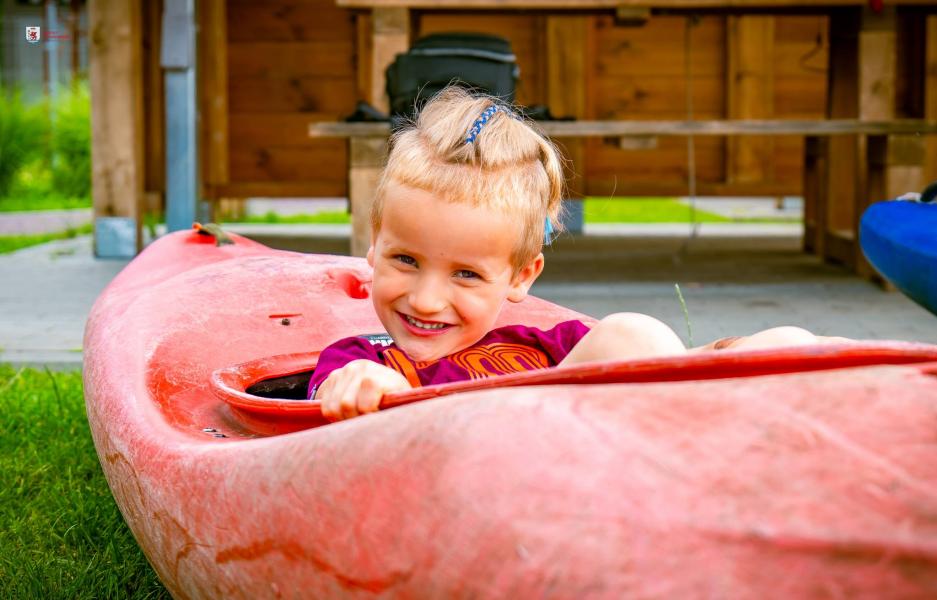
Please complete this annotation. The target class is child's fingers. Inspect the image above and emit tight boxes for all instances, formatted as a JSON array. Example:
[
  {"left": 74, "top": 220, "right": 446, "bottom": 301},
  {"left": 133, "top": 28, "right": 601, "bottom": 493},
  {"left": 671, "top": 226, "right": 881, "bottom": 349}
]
[
  {"left": 338, "top": 375, "right": 363, "bottom": 421},
  {"left": 356, "top": 377, "right": 383, "bottom": 414},
  {"left": 321, "top": 373, "right": 354, "bottom": 421},
  {"left": 318, "top": 378, "right": 338, "bottom": 421}
]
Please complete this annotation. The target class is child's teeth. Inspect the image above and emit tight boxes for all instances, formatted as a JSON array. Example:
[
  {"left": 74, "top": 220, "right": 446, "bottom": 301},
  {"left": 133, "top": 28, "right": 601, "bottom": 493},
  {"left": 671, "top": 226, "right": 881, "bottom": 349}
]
[{"left": 407, "top": 315, "right": 446, "bottom": 330}]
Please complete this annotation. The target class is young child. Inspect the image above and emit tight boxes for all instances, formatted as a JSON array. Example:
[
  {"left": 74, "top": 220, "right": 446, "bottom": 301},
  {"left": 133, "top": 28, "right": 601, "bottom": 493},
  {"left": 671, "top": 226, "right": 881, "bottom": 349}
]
[{"left": 311, "top": 86, "right": 836, "bottom": 421}]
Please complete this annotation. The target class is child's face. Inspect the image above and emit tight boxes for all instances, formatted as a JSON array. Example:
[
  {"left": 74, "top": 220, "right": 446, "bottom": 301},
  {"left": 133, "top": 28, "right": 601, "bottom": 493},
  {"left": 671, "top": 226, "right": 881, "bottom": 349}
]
[{"left": 367, "top": 183, "right": 543, "bottom": 362}]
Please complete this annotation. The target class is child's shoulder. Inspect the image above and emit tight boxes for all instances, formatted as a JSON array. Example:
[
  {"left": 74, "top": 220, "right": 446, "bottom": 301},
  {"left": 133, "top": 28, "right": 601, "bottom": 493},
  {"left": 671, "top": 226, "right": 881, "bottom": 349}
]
[{"left": 484, "top": 319, "right": 590, "bottom": 339}]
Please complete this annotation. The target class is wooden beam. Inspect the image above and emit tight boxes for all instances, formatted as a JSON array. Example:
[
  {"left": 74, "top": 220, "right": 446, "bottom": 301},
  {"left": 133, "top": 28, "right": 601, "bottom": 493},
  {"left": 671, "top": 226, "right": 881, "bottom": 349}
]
[
  {"left": 356, "top": 13, "right": 374, "bottom": 104},
  {"left": 802, "top": 136, "right": 827, "bottom": 255},
  {"left": 726, "top": 15, "right": 775, "bottom": 184},
  {"left": 142, "top": 0, "right": 164, "bottom": 209},
  {"left": 310, "top": 119, "right": 937, "bottom": 138},
  {"left": 370, "top": 7, "right": 409, "bottom": 113},
  {"left": 546, "top": 16, "right": 589, "bottom": 198},
  {"left": 925, "top": 16, "right": 937, "bottom": 187},
  {"left": 338, "top": 0, "right": 937, "bottom": 9},
  {"left": 207, "top": 182, "right": 348, "bottom": 199},
  {"left": 822, "top": 8, "right": 859, "bottom": 269},
  {"left": 200, "top": 0, "right": 229, "bottom": 197},
  {"left": 851, "top": 7, "right": 895, "bottom": 277},
  {"left": 90, "top": 0, "right": 144, "bottom": 257},
  {"left": 349, "top": 138, "right": 388, "bottom": 257}
]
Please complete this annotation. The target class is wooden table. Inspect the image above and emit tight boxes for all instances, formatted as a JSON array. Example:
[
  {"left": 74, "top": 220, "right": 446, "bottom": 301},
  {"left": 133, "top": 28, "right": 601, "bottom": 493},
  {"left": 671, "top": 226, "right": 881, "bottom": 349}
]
[{"left": 313, "top": 0, "right": 937, "bottom": 278}]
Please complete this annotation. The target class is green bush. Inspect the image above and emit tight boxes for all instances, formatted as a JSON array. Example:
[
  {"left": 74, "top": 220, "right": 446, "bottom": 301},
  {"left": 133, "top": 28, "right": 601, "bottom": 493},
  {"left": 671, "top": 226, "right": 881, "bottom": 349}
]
[
  {"left": 50, "top": 82, "right": 91, "bottom": 199},
  {"left": 0, "top": 83, "right": 92, "bottom": 211},
  {"left": 0, "top": 90, "right": 48, "bottom": 197}
]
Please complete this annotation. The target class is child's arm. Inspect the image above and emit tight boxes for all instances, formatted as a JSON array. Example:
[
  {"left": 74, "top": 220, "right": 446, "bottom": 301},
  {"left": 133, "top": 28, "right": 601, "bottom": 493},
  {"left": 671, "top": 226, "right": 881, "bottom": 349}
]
[
  {"left": 558, "top": 313, "right": 686, "bottom": 366},
  {"left": 318, "top": 360, "right": 412, "bottom": 422}
]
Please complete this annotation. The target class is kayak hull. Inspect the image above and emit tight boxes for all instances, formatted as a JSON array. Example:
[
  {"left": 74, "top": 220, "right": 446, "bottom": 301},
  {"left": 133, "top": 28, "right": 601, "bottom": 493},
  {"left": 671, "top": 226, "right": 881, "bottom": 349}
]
[{"left": 84, "top": 230, "right": 937, "bottom": 598}]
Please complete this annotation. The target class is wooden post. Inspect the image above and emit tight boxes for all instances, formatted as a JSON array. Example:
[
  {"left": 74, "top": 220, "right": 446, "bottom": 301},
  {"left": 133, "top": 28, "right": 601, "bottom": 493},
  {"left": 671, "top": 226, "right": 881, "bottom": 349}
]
[
  {"left": 822, "top": 8, "right": 860, "bottom": 269},
  {"left": 859, "top": 7, "right": 929, "bottom": 283},
  {"left": 370, "top": 8, "right": 409, "bottom": 113},
  {"left": 349, "top": 138, "right": 388, "bottom": 257},
  {"left": 546, "top": 15, "right": 589, "bottom": 212},
  {"left": 852, "top": 7, "right": 896, "bottom": 277},
  {"left": 90, "top": 0, "right": 144, "bottom": 257},
  {"left": 346, "top": 8, "right": 407, "bottom": 256},
  {"left": 802, "top": 136, "right": 827, "bottom": 255},
  {"left": 726, "top": 15, "right": 775, "bottom": 185},
  {"left": 143, "top": 0, "right": 165, "bottom": 220},
  {"left": 923, "top": 16, "right": 937, "bottom": 189},
  {"left": 200, "top": 0, "right": 229, "bottom": 202}
]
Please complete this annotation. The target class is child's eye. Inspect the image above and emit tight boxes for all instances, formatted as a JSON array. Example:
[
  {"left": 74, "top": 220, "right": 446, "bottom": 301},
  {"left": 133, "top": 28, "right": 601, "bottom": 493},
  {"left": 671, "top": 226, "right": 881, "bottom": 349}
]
[
  {"left": 454, "top": 270, "right": 480, "bottom": 279},
  {"left": 394, "top": 254, "right": 416, "bottom": 266}
]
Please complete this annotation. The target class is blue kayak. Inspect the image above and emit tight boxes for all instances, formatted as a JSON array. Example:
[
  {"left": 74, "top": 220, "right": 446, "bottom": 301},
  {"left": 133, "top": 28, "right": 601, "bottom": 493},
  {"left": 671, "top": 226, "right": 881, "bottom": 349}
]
[{"left": 860, "top": 199, "right": 937, "bottom": 316}]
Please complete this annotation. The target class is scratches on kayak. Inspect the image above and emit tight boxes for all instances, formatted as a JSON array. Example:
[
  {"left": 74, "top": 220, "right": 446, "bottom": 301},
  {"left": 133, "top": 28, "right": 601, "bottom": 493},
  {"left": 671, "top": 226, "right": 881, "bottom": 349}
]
[
  {"left": 214, "top": 538, "right": 413, "bottom": 592},
  {"left": 151, "top": 509, "right": 210, "bottom": 583}
]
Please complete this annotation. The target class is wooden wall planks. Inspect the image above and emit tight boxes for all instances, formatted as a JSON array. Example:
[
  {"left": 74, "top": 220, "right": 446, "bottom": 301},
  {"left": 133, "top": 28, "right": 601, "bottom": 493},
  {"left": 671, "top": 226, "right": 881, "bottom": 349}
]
[
  {"left": 225, "top": 0, "right": 357, "bottom": 195},
  {"left": 213, "top": 3, "right": 831, "bottom": 199}
]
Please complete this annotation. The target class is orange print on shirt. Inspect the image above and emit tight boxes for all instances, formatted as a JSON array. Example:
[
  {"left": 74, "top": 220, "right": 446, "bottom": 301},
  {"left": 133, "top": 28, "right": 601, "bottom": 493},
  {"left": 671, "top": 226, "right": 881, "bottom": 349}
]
[
  {"left": 451, "top": 343, "right": 550, "bottom": 379},
  {"left": 382, "top": 347, "right": 429, "bottom": 387},
  {"left": 383, "top": 343, "right": 550, "bottom": 385}
]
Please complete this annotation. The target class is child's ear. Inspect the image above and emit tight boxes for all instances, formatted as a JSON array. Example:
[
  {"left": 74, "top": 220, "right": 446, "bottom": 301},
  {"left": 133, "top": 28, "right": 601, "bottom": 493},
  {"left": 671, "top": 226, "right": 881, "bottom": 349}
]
[
  {"left": 366, "top": 229, "right": 377, "bottom": 267},
  {"left": 507, "top": 253, "right": 544, "bottom": 303}
]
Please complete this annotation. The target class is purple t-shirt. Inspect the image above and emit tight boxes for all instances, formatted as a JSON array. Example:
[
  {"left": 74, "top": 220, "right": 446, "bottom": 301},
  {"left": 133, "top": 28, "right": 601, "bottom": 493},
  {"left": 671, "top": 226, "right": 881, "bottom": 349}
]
[{"left": 307, "top": 320, "right": 590, "bottom": 399}]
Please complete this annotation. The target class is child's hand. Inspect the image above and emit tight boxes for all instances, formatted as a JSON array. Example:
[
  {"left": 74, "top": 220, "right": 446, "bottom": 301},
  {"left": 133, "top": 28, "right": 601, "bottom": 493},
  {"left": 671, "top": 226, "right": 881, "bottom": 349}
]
[{"left": 318, "top": 360, "right": 412, "bottom": 421}]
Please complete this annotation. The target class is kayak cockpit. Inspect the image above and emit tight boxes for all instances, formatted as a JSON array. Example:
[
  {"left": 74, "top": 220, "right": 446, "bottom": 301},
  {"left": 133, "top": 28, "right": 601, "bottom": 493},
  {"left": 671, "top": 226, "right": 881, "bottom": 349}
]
[
  {"left": 211, "top": 342, "right": 937, "bottom": 438},
  {"left": 211, "top": 352, "right": 326, "bottom": 436}
]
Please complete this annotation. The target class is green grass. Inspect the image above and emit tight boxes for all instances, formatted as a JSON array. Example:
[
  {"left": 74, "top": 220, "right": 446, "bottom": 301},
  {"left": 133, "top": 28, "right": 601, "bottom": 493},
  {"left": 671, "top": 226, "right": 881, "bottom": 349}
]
[
  {"left": 583, "top": 197, "right": 800, "bottom": 223},
  {"left": 0, "top": 366, "right": 169, "bottom": 598},
  {"left": 0, "top": 224, "right": 93, "bottom": 255},
  {"left": 224, "top": 198, "right": 798, "bottom": 226},
  {"left": 583, "top": 197, "right": 730, "bottom": 223},
  {"left": 0, "top": 195, "right": 91, "bottom": 212},
  {"left": 233, "top": 210, "right": 351, "bottom": 225}
]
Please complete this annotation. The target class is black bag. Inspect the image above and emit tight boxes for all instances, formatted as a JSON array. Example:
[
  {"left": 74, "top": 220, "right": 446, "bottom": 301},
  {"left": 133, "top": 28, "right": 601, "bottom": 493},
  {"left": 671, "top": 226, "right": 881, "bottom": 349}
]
[{"left": 385, "top": 33, "right": 520, "bottom": 127}]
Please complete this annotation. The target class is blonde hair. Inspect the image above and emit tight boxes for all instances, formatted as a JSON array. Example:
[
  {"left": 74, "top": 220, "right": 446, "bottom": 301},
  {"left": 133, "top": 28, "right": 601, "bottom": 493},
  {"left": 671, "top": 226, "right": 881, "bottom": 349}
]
[{"left": 371, "top": 86, "right": 566, "bottom": 276}]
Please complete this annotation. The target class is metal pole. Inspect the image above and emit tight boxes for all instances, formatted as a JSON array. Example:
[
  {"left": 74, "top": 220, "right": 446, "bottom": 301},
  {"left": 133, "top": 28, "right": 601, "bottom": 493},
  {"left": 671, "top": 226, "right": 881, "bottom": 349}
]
[
  {"left": 45, "top": 0, "right": 59, "bottom": 103},
  {"left": 161, "top": 0, "right": 200, "bottom": 232}
]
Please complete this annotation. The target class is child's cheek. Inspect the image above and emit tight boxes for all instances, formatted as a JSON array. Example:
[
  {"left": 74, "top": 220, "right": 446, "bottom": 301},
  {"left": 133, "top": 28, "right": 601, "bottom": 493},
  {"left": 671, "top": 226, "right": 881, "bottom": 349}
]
[{"left": 458, "top": 288, "right": 501, "bottom": 324}]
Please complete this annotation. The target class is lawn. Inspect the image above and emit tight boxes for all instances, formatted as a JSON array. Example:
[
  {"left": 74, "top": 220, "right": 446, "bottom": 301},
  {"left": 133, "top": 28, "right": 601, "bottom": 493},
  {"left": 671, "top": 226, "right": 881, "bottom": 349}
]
[
  {"left": 0, "top": 224, "right": 93, "bottom": 255},
  {"left": 0, "top": 366, "right": 169, "bottom": 599},
  {"left": 0, "top": 193, "right": 91, "bottom": 213},
  {"left": 582, "top": 197, "right": 732, "bottom": 223},
  {"left": 225, "top": 197, "right": 798, "bottom": 225}
]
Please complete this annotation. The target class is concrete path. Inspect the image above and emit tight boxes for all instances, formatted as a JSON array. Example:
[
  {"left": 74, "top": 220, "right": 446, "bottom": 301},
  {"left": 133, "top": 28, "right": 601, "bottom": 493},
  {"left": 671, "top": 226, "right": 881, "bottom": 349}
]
[
  {"left": 0, "top": 208, "right": 92, "bottom": 235},
  {"left": 1, "top": 226, "right": 935, "bottom": 369}
]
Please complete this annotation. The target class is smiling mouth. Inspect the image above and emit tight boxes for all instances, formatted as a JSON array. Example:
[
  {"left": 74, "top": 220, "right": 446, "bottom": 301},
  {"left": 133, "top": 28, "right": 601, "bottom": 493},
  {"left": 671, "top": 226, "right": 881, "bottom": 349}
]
[{"left": 399, "top": 312, "right": 451, "bottom": 331}]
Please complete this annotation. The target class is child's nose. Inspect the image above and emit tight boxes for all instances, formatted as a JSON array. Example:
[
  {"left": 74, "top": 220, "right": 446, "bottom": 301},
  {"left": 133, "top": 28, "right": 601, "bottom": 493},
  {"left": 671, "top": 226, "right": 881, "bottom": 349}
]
[{"left": 408, "top": 276, "right": 447, "bottom": 315}]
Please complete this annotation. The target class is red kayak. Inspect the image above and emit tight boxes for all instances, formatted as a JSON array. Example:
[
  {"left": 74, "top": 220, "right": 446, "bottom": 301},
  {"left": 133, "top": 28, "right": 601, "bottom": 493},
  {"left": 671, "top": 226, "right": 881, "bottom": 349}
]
[{"left": 84, "top": 228, "right": 937, "bottom": 598}]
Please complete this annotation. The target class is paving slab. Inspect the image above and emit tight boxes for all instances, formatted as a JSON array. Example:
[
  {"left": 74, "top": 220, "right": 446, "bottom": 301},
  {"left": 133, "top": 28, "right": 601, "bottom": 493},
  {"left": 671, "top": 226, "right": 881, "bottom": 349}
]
[
  {"left": 0, "top": 236, "right": 127, "bottom": 369},
  {"left": 0, "top": 208, "right": 92, "bottom": 235},
  {"left": 1, "top": 227, "right": 935, "bottom": 370}
]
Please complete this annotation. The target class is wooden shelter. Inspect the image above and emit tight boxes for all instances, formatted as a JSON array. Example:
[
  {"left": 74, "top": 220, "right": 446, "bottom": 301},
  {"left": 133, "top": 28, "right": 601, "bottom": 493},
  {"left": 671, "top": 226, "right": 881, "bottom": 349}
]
[{"left": 90, "top": 0, "right": 937, "bottom": 272}]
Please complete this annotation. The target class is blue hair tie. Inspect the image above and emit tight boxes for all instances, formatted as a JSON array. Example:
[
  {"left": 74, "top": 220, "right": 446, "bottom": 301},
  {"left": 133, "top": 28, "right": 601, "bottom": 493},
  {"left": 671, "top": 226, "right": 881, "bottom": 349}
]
[
  {"left": 465, "top": 105, "right": 500, "bottom": 144},
  {"left": 544, "top": 217, "right": 555, "bottom": 245}
]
